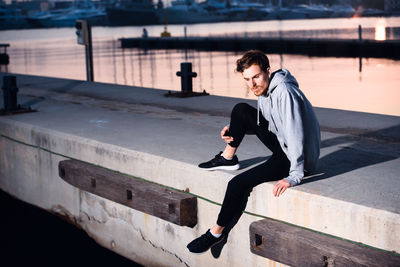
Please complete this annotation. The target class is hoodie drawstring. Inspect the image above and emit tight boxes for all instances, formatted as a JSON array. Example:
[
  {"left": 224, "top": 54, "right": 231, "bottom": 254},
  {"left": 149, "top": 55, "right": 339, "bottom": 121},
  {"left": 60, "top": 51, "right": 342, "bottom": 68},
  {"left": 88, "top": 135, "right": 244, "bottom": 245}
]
[{"left": 257, "top": 97, "right": 260, "bottom": 126}]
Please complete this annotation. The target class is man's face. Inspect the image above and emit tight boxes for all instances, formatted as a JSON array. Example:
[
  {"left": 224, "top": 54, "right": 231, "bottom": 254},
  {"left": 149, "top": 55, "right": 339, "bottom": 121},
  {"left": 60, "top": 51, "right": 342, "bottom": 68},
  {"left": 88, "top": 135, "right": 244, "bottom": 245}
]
[{"left": 242, "top": 64, "right": 270, "bottom": 97}]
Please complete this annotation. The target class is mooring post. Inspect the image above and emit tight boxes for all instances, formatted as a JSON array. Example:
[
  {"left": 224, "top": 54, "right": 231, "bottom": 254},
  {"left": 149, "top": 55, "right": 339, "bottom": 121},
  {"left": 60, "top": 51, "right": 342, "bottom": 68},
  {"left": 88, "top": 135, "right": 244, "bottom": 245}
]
[
  {"left": 1, "top": 76, "right": 18, "bottom": 113},
  {"left": 165, "top": 62, "right": 207, "bottom": 97},
  {"left": 176, "top": 62, "right": 197, "bottom": 93},
  {"left": 0, "top": 43, "right": 10, "bottom": 72}
]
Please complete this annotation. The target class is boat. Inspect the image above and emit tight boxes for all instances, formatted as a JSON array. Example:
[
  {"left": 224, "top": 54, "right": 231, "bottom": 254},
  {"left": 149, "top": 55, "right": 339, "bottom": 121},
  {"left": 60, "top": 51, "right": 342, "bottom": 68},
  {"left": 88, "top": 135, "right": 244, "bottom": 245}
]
[
  {"left": 27, "top": 8, "right": 73, "bottom": 28},
  {"left": 330, "top": 4, "right": 355, "bottom": 18},
  {"left": 51, "top": 6, "right": 107, "bottom": 27},
  {"left": 158, "top": 0, "right": 228, "bottom": 24},
  {"left": 289, "top": 4, "right": 333, "bottom": 19},
  {"left": 106, "top": 0, "right": 159, "bottom": 26},
  {"left": 0, "top": 4, "right": 28, "bottom": 30},
  {"left": 358, "top": 8, "right": 387, "bottom": 17},
  {"left": 205, "top": 0, "right": 271, "bottom": 22},
  {"left": 266, "top": 4, "right": 333, "bottom": 20},
  {"left": 27, "top": 1, "right": 107, "bottom": 28}
]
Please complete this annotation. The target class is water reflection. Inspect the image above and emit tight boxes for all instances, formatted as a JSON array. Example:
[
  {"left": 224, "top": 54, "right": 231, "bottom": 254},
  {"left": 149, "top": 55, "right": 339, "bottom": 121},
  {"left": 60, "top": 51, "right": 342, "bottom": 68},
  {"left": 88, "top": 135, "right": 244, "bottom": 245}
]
[
  {"left": 375, "top": 19, "right": 387, "bottom": 41},
  {"left": 3, "top": 23, "right": 400, "bottom": 117}
]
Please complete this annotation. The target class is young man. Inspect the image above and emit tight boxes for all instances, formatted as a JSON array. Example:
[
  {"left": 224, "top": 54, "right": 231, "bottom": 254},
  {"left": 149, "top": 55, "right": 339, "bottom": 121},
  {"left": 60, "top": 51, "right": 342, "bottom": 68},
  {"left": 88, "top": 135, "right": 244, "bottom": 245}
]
[{"left": 186, "top": 50, "right": 320, "bottom": 256}]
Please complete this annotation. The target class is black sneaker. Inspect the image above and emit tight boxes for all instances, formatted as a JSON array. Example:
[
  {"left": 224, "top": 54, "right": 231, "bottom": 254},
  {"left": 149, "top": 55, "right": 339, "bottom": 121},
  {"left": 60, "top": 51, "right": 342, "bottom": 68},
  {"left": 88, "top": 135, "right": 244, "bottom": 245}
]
[
  {"left": 198, "top": 152, "right": 240, "bottom": 171},
  {"left": 210, "top": 234, "right": 227, "bottom": 258},
  {"left": 187, "top": 229, "right": 224, "bottom": 254}
]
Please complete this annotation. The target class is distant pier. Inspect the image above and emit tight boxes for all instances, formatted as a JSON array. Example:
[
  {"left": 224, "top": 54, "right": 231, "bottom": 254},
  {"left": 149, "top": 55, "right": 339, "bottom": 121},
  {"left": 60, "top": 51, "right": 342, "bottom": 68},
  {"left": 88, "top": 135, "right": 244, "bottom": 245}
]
[{"left": 119, "top": 37, "right": 400, "bottom": 59}]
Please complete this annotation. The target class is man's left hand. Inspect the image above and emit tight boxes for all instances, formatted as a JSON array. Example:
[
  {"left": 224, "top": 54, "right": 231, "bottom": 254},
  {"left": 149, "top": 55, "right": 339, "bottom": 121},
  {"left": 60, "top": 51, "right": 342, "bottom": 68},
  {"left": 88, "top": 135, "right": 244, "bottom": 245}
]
[{"left": 273, "top": 179, "right": 291, "bottom": 197}]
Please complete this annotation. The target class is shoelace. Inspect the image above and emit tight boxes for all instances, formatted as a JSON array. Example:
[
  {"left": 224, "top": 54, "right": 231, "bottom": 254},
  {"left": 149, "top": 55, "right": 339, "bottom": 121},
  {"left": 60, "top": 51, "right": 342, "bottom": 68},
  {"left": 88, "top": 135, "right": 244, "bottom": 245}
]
[
  {"left": 199, "top": 232, "right": 215, "bottom": 245},
  {"left": 211, "top": 154, "right": 223, "bottom": 162}
]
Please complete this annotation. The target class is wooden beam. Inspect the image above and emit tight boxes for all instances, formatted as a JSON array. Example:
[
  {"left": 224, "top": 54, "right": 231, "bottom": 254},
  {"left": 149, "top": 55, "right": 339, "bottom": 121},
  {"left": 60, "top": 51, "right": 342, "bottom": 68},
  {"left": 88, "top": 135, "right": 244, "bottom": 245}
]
[
  {"left": 58, "top": 160, "right": 197, "bottom": 227},
  {"left": 250, "top": 218, "right": 400, "bottom": 267}
]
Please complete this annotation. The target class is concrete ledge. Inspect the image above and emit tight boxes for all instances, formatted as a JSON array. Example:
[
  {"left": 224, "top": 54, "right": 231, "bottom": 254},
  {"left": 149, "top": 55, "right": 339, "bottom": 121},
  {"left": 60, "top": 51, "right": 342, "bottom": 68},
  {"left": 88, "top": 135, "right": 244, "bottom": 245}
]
[
  {"left": 1, "top": 73, "right": 399, "bottom": 265},
  {"left": 1, "top": 114, "right": 399, "bottom": 261}
]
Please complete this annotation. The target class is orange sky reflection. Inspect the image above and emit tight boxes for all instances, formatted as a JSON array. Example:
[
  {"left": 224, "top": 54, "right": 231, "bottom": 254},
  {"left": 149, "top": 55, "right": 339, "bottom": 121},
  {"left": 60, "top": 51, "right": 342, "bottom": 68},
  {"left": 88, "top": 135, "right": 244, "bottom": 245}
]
[{"left": 7, "top": 41, "right": 400, "bottom": 117}]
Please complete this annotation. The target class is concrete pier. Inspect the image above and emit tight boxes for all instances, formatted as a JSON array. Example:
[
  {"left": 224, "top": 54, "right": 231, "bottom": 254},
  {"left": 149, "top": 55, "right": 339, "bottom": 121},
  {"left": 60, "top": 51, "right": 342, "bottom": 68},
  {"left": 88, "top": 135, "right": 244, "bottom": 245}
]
[
  {"left": 0, "top": 73, "right": 399, "bottom": 266},
  {"left": 119, "top": 37, "right": 400, "bottom": 59}
]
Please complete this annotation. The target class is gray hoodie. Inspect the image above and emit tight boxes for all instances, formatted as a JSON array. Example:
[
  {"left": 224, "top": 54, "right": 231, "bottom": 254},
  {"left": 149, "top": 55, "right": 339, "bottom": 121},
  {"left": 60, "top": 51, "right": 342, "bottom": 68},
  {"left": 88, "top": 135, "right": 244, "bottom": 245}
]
[{"left": 258, "top": 69, "right": 320, "bottom": 186}]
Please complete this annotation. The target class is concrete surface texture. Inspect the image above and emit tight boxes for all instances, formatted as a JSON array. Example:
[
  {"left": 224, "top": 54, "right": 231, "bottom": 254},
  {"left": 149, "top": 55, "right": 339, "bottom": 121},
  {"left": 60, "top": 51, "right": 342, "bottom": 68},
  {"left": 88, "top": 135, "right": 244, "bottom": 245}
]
[{"left": 0, "top": 73, "right": 399, "bottom": 266}]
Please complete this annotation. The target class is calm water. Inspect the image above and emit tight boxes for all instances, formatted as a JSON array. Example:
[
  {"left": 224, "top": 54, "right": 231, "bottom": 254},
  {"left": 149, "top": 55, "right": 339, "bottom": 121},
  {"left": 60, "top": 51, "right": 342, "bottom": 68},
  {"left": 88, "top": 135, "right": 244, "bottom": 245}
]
[
  {"left": 1, "top": 17, "right": 400, "bottom": 116},
  {"left": 0, "top": 189, "right": 142, "bottom": 266}
]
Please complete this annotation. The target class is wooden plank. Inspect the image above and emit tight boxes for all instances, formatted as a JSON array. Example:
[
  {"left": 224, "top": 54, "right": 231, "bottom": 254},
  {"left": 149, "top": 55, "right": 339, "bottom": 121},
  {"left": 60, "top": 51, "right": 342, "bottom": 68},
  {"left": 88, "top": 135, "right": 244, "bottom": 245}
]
[
  {"left": 58, "top": 160, "right": 197, "bottom": 227},
  {"left": 250, "top": 218, "right": 400, "bottom": 267}
]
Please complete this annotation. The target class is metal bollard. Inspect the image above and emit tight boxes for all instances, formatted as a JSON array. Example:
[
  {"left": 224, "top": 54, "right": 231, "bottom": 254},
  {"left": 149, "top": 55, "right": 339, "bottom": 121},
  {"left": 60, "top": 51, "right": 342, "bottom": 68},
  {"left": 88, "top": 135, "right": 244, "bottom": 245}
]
[
  {"left": 0, "top": 53, "right": 9, "bottom": 65},
  {"left": 2, "top": 75, "right": 18, "bottom": 113},
  {"left": 176, "top": 62, "right": 197, "bottom": 93}
]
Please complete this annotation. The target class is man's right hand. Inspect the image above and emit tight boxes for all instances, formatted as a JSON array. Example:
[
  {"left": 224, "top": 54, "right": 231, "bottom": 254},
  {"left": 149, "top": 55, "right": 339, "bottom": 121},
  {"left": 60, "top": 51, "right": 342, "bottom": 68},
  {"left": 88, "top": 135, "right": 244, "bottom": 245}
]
[{"left": 221, "top": 126, "right": 234, "bottom": 144}]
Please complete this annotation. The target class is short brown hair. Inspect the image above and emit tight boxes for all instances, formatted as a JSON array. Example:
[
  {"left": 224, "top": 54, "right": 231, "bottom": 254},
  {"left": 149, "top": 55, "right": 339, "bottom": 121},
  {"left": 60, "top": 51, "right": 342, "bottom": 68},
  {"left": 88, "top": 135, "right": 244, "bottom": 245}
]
[{"left": 236, "top": 50, "right": 270, "bottom": 73}]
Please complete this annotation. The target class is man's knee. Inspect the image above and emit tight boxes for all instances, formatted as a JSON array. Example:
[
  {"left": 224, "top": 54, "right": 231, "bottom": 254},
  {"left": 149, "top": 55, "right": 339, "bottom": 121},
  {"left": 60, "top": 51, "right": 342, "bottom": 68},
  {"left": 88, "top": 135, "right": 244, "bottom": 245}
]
[
  {"left": 231, "top": 103, "right": 252, "bottom": 119},
  {"left": 232, "top": 103, "right": 251, "bottom": 114}
]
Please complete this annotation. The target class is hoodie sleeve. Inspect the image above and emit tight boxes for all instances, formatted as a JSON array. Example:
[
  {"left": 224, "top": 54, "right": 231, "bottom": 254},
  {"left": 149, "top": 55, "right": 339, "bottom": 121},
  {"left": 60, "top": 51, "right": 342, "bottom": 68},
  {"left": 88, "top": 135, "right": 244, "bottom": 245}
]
[{"left": 278, "top": 87, "right": 305, "bottom": 186}]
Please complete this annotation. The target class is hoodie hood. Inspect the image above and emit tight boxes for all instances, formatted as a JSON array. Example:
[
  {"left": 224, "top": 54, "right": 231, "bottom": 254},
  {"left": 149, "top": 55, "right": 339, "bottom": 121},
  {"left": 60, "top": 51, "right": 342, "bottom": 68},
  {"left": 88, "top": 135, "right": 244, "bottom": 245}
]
[
  {"left": 257, "top": 68, "right": 298, "bottom": 125},
  {"left": 267, "top": 69, "right": 299, "bottom": 96}
]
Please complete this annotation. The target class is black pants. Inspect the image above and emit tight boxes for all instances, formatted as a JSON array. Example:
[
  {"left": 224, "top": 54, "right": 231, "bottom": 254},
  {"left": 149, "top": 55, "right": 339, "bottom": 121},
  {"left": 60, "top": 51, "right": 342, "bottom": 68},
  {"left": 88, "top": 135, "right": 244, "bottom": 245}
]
[{"left": 216, "top": 103, "right": 290, "bottom": 228}]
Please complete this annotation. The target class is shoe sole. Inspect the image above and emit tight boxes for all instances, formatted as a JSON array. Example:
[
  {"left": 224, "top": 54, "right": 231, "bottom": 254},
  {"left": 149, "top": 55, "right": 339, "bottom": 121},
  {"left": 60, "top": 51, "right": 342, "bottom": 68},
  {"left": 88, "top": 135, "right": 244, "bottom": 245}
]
[
  {"left": 199, "top": 164, "right": 240, "bottom": 171},
  {"left": 187, "top": 237, "right": 226, "bottom": 254}
]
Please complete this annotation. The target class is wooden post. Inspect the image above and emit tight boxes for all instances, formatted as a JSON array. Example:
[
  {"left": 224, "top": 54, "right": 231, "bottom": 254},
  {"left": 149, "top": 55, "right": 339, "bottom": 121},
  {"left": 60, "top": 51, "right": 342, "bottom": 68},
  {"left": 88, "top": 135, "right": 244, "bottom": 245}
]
[
  {"left": 59, "top": 160, "right": 197, "bottom": 227},
  {"left": 250, "top": 218, "right": 400, "bottom": 266}
]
